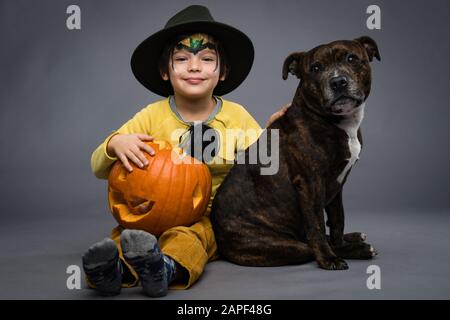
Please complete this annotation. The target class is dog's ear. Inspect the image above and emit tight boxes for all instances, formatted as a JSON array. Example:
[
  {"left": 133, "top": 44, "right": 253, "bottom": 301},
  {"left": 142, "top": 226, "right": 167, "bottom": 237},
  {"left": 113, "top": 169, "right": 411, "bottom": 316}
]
[
  {"left": 282, "top": 52, "right": 304, "bottom": 80},
  {"left": 354, "top": 36, "right": 381, "bottom": 62}
]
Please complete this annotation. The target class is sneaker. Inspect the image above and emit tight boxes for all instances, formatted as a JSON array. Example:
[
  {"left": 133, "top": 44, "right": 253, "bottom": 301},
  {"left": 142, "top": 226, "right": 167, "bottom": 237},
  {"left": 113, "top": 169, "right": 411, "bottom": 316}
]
[
  {"left": 120, "top": 229, "right": 168, "bottom": 297},
  {"left": 82, "top": 238, "right": 122, "bottom": 296}
]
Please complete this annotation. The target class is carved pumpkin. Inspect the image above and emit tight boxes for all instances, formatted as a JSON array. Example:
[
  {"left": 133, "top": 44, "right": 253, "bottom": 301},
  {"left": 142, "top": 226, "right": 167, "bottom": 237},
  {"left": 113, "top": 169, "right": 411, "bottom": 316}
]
[{"left": 108, "top": 140, "right": 212, "bottom": 237}]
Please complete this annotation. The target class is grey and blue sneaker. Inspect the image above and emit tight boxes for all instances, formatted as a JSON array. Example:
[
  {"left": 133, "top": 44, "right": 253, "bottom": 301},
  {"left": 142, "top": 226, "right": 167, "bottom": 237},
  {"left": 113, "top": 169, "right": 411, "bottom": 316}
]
[
  {"left": 82, "top": 238, "right": 122, "bottom": 296},
  {"left": 120, "top": 229, "right": 175, "bottom": 297}
]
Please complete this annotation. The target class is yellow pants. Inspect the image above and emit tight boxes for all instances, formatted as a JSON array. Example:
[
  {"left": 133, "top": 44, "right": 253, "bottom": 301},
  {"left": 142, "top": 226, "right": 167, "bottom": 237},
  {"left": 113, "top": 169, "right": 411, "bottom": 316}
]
[{"left": 109, "top": 214, "right": 219, "bottom": 290}]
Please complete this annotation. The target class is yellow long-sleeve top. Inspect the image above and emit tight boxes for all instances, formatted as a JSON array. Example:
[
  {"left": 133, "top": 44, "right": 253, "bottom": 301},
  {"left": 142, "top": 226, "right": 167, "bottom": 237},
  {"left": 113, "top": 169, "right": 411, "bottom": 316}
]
[{"left": 91, "top": 97, "right": 262, "bottom": 214}]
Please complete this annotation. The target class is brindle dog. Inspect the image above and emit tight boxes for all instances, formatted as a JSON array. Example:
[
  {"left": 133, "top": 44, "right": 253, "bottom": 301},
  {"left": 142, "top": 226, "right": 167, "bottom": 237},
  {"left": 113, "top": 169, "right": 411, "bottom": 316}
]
[{"left": 211, "top": 37, "right": 380, "bottom": 270}]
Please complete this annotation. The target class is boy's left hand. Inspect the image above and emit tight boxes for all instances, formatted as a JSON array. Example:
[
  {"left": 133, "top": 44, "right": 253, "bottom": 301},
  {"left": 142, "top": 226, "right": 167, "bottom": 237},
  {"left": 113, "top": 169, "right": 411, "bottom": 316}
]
[{"left": 266, "top": 103, "right": 292, "bottom": 127}]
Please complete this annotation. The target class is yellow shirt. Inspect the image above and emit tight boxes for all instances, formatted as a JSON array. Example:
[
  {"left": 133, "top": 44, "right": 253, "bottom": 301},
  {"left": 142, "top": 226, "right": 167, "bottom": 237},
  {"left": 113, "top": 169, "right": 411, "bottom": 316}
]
[{"left": 91, "top": 97, "right": 262, "bottom": 212}]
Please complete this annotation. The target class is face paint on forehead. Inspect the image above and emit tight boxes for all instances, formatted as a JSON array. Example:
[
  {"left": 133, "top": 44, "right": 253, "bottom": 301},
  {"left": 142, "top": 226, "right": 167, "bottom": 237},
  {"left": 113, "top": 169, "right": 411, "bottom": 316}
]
[{"left": 175, "top": 33, "right": 216, "bottom": 55}]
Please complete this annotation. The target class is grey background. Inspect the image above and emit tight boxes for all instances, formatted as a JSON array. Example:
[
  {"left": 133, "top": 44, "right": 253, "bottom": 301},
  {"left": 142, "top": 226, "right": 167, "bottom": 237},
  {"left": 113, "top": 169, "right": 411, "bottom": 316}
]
[{"left": 0, "top": 0, "right": 449, "bottom": 299}]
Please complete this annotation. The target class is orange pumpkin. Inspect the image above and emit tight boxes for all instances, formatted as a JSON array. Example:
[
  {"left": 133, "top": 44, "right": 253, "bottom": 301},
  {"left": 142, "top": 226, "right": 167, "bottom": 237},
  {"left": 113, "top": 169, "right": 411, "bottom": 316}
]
[{"left": 108, "top": 140, "right": 212, "bottom": 237}]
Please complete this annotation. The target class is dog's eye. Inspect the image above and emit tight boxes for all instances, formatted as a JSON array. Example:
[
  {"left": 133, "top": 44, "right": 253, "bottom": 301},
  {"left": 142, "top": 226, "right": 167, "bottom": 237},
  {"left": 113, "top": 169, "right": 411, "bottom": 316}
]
[
  {"left": 310, "top": 63, "right": 322, "bottom": 73},
  {"left": 346, "top": 54, "right": 358, "bottom": 63}
]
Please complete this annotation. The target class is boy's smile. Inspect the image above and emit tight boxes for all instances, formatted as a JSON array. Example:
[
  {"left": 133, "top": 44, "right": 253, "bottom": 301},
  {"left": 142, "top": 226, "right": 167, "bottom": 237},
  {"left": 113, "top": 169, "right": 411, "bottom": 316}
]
[{"left": 184, "top": 76, "right": 206, "bottom": 85}]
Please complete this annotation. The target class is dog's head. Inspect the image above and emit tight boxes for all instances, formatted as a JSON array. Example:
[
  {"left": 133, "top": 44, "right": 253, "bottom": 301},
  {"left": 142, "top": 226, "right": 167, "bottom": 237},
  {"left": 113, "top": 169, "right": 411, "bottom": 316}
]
[{"left": 283, "top": 36, "right": 380, "bottom": 116}]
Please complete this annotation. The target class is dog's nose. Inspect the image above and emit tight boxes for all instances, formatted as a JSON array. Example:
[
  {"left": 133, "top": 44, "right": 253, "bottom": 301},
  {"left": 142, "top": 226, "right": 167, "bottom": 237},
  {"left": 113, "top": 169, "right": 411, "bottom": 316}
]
[{"left": 330, "top": 76, "right": 348, "bottom": 92}]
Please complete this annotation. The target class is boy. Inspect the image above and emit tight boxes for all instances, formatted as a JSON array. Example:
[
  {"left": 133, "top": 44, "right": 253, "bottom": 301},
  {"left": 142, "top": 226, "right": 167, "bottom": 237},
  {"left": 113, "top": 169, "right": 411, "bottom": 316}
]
[{"left": 83, "top": 5, "right": 282, "bottom": 297}]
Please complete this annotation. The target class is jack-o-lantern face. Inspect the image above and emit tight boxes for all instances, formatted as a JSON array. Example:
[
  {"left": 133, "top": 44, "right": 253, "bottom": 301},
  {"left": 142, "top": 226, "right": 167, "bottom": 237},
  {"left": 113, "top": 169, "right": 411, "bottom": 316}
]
[{"left": 108, "top": 140, "right": 212, "bottom": 236}]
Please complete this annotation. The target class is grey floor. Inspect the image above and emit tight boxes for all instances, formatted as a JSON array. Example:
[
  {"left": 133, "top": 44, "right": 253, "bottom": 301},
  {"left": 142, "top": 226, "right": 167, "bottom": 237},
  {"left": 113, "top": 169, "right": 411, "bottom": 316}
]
[{"left": 1, "top": 204, "right": 449, "bottom": 300}]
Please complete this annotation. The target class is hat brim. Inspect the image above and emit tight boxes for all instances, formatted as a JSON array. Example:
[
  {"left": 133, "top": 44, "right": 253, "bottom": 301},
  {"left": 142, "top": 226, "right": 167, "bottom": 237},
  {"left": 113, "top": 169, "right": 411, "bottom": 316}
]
[{"left": 131, "top": 21, "right": 254, "bottom": 97}]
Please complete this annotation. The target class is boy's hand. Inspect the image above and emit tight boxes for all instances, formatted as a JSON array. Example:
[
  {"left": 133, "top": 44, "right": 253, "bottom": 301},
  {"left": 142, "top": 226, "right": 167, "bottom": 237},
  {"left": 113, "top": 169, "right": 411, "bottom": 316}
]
[
  {"left": 266, "top": 102, "right": 292, "bottom": 127},
  {"left": 107, "top": 134, "right": 155, "bottom": 172}
]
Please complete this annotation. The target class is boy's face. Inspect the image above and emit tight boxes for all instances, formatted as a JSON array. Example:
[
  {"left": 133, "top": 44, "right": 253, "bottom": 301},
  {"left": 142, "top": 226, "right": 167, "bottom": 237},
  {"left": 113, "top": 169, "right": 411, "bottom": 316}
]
[{"left": 162, "top": 34, "right": 225, "bottom": 99}]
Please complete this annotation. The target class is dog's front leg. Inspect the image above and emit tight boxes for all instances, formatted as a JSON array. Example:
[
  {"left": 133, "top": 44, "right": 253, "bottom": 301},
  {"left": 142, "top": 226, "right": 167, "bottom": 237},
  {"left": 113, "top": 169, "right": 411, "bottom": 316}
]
[
  {"left": 325, "top": 191, "right": 368, "bottom": 245},
  {"left": 293, "top": 176, "right": 348, "bottom": 270},
  {"left": 325, "top": 190, "right": 345, "bottom": 246},
  {"left": 326, "top": 190, "right": 378, "bottom": 260}
]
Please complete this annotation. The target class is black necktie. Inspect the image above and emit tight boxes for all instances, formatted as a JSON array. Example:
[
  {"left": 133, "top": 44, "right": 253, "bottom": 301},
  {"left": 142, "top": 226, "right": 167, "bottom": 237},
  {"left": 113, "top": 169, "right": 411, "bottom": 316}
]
[{"left": 179, "top": 122, "right": 219, "bottom": 163}]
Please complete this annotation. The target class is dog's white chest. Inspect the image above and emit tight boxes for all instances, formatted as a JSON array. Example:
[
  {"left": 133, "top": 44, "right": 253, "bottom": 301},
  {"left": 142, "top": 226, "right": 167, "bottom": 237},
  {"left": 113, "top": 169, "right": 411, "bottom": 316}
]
[{"left": 335, "top": 104, "right": 365, "bottom": 184}]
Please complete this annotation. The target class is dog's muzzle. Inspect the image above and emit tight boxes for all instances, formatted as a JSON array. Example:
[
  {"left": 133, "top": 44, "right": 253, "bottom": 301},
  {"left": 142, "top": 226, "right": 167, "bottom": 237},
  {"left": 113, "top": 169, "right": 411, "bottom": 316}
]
[{"left": 327, "top": 76, "right": 364, "bottom": 115}]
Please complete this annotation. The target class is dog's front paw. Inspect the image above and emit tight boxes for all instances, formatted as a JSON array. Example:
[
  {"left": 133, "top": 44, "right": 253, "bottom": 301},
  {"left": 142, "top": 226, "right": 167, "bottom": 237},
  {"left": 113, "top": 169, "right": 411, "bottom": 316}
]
[
  {"left": 334, "top": 242, "right": 378, "bottom": 260},
  {"left": 343, "top": 232, "right": 367, "bottom": 243},
  {"left": 317, "top": 256, "right": 349, "bottom": 270},
  {"left": 364, "top": 243, "right": 379, "bottom": 259}
]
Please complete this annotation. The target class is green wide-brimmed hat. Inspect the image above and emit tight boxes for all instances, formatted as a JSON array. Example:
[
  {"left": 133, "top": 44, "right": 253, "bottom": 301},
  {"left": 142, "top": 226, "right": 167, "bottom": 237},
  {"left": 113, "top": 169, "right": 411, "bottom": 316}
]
[{"left": 131, "top": 5, "right": 254, "bottom": 97}]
